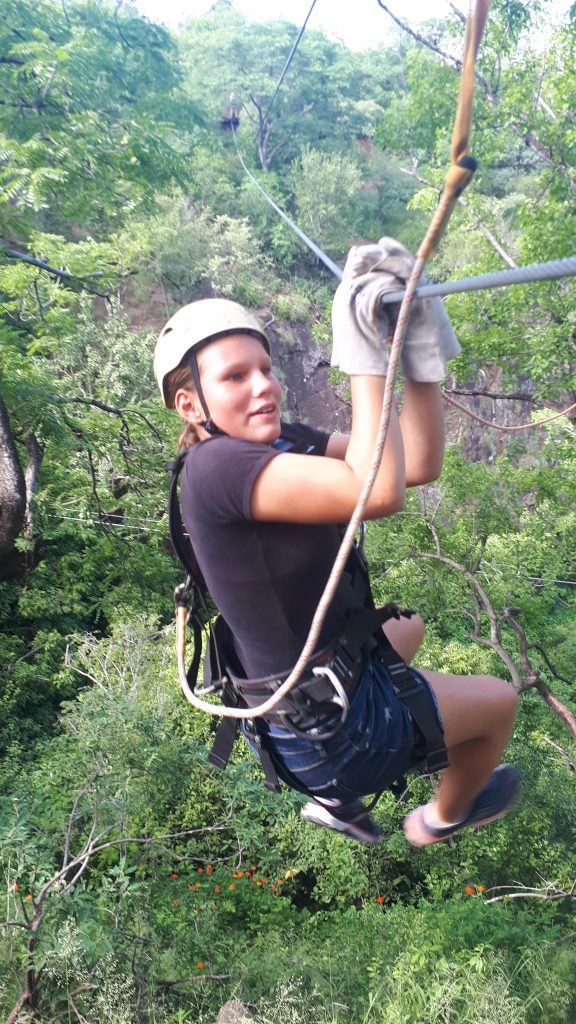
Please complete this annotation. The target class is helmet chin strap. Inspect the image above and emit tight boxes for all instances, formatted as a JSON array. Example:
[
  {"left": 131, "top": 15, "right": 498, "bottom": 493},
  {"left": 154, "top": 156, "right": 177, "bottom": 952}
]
[
  {"left": 188, "top": 351, "right": 227, "bottom": 437},
  {"left": 203, "top": 418, "right": 225, "bottom": 436}
]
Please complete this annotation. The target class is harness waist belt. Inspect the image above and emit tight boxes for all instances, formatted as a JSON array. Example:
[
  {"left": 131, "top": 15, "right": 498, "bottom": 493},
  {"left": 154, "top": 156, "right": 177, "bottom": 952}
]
[{"left": 226, "top": 642, "right": 364, "bottom": 735}]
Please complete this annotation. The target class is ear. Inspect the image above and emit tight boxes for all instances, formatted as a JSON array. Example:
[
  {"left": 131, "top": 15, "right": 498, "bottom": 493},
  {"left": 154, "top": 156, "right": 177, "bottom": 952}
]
[{"left": 174, "top": 387, "right": 204, "bottom": 424}]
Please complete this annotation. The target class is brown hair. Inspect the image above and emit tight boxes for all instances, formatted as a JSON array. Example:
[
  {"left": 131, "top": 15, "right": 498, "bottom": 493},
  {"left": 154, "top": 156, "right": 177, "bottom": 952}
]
[{"left": 163, "top": 361, "right": 202, "bottom": 449}]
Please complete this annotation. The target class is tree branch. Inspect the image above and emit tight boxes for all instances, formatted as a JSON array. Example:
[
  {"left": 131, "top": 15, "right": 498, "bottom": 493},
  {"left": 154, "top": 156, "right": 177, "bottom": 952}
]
[
  {"left": 400, "top": 164, "right": 517, "bottom": 267},
  {"left": 543, "top": 737, "right": 576, "bottom": 774},
  {"left": 5, "top": 250, "right": 113, "bottom": 299},
  {"left": 443, "top": 388, "right": 536, "bottom": 403}
]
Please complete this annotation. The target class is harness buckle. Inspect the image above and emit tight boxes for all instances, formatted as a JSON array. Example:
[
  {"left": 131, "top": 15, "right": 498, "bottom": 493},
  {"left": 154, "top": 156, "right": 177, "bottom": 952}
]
[
  {"left": 386, "top": 660, "right": 422, "bottom": 699},
  {"left": 311, "top": 664, "right": 350, "bottom": 727},
  {"left": 194, "top": 679, "right": 223, "bottom": 696}
]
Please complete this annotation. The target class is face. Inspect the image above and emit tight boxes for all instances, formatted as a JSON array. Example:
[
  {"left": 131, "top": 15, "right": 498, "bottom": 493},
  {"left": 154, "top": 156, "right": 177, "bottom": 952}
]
[{"left": 177, "top": 333, "right": 282, "bottom": 443}]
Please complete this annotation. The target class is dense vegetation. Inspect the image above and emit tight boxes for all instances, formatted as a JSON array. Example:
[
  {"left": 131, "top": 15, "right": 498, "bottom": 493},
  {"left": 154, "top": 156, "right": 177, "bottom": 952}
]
[{"left": 1, "top": 1, "right": 575, "bottom": 1021}]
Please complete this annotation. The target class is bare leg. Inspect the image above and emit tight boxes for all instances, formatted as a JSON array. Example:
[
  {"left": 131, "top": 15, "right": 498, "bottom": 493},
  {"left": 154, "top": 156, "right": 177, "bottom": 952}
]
[
  {"left": 383, "top": 612, "right": 425, "bottom": 665},
  {"left": 419, "top": 670, "right": 517, "bottom": 821}
]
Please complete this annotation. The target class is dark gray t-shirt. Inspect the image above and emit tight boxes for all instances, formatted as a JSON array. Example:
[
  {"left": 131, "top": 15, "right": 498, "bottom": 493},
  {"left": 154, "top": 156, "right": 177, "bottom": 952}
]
[{"left": 180, "top": 424, "right": 346, "bottom": 679}]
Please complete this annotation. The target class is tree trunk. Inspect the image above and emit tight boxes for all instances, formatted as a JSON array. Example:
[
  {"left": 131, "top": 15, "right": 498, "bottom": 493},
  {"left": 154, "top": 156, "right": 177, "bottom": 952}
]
[
  {"left": 24, "top": 433, "right": 44, "bottom": 539},
  {"left": 0, "top": 392, "right": 26, "bottom": 559}
]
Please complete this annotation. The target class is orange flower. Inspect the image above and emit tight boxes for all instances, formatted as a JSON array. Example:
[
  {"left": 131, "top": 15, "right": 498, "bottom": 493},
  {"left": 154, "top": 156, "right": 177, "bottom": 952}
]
[
  {"left": 173, "top": 898, "right": 179, "bottom": 905},
  {"left": 465, "top": 886, "right": 475, "bottom": 895},
  {"left": 251, "top": 865, "right": 257, "bottom": 871},
  {"left": 196, "top": 962, "right": 204, "bottom": 970},
  {"left": 277, "top": 879, "right": 284, "bottom": 886},
  {"left": 170, "top": 872, "right": 178, "bottom": 879},
  {"left": 376, "top": 896, "right": 384, "bottom": 904},
  {"left": 477, "top": 885, "right": 486, "bottom": 892},
  {"left": 214, "top": 885, "right": 221, "bottom": 893},
  {"left": 197, "top": 867, "right": 204, "bottom": 874},
  {"left": 228, "top": 884, "right": 235, "bottom": 890},
  {"left": 13, "top": 884, "right": 19, "bottom": 892},
  {"left": 256, "top": 881, "right": 262, "bottom": 887},
  {"left": 245, "top": 871, "right": 251, "bottom": 877},
  {"left": 25, "top": 894, "right": 33, "bottom": 901}
]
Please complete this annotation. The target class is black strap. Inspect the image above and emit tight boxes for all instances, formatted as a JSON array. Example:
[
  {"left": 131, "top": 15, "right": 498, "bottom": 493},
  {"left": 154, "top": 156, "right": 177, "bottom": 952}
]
[
  {"left": 167, "top": 450, "right": 207, "bottom": 588},
  {"left": 208, "top": 717, "right": 239, "bottom": 771},
  {"left": 377, "top": 645, "right": 449, "bottom": 774}
]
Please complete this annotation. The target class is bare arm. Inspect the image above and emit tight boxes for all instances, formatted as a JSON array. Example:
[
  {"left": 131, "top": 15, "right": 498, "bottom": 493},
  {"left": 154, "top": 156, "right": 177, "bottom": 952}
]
[
  {"left": 400, "top": 380, "right": 445, "bottom": 485},
  {"left": 325, "top": 380, "right": 445, "bottom": 485},
  {"left": 251, "top": 375, "right": 406, "bottom": 524}
]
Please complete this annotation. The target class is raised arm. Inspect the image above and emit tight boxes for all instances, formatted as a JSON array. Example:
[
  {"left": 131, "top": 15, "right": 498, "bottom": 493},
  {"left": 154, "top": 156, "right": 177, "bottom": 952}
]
[
  {"left": 252, "top": 238, "right": 458, "bottom": 524},
  {"left": 326, "top": 379, "right": 445, "bottom": 486}
]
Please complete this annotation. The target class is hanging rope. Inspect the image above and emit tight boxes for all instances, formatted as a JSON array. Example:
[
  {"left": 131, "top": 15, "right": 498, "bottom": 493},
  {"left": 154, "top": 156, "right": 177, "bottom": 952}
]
[{"left": 176, "top": 1, "right": 492, "bottom": 721}]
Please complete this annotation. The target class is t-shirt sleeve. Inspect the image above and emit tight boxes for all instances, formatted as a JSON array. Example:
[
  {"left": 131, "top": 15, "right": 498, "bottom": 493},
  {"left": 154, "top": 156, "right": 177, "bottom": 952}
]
[
  {"left": 277, "top": 421, "right": 330, "bottom": 456},
  {"left": 183, "top": 437, "right": 279, "bottom": 523}
]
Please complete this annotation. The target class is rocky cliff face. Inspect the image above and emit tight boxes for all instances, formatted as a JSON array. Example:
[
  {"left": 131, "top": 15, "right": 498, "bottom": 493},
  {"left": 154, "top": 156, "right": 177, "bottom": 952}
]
[
  {"left": 269, "top": 322, "right": 536, "bottom": 461},
  {"left": 267, "top": 322, "right": 351, "bottom": 434}
]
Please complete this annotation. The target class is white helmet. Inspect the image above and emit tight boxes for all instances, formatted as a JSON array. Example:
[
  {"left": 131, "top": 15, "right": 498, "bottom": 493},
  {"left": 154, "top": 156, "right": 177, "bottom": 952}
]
[{"left": 154, "top": 298, "right": 270, "bottom": 408}]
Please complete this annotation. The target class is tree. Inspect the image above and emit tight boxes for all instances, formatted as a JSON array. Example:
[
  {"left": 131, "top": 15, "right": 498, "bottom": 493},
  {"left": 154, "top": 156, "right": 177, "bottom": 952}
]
[{"left": 374, "top": 0, "right": 576, "bottom": 406}]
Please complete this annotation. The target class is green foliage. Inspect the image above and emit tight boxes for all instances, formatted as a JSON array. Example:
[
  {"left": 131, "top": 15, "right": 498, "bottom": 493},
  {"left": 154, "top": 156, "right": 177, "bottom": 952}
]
[
  {"left": 1, "top": 4, "right": 576, "bottom": 1022},
  {"left": 0, "top": 0, "right": 199, "bottom": 235},
  {"left": 289, "top": 145, "right": 379, "bottom": 258}
]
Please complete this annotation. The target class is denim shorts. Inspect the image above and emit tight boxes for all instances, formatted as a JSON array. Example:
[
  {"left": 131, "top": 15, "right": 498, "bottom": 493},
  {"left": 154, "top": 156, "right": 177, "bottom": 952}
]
[{"left": 244, "top": 655, "right": 443, "bottom": 802}]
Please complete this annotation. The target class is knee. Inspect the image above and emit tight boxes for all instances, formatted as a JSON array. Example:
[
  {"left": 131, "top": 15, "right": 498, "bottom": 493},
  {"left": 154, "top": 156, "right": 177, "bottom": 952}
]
[
  {"left": 487, "top": 676, "right": 518, "bottom": 717},
  {"left": 411, "top": 612, "right": 426, "bottom": 646},
  {"left": 382, "top": 611, "right": 426, "bottom": 664}
]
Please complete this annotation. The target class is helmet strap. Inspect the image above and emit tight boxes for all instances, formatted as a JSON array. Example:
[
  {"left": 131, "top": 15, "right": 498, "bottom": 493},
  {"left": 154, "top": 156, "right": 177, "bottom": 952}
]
[
  {"left": 203, "top": 418, "right": 225, "bottom": 436},
  {"left": 188, "top": 351, "right": 227, "bottom": 437}
]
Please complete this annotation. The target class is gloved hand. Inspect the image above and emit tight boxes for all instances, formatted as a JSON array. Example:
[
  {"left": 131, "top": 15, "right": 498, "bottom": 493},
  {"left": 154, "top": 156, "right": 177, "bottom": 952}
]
[{"left": 331, "top": 237, "right": 461, "bottom": 381}]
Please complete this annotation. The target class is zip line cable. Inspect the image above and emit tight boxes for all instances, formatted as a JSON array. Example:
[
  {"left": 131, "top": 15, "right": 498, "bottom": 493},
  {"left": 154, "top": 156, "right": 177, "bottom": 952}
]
[
  {"left": 258, "top": 0, "right": 319, "bottom": 130},
  {"left": 231, "top": 139, "right": 576, "bottom": 434},
  {"left": 231, "top": 124, "right": 343, "bottom": 278},
  {"left": 232, "top": 139, "right": 576, "bottom": 297},
  {"left": 379, "top": 256, "right": 576, "bottom": 303}
]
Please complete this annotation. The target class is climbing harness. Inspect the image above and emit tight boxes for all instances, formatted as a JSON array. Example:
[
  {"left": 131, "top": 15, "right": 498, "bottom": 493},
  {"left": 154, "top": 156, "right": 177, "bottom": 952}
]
[{"left": 167, "top": 425, "right": 448, "bottom": 794}]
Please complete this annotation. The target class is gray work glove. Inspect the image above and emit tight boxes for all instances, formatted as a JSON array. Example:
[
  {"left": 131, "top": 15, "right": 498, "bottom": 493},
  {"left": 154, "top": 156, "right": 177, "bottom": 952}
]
[{"left": 331, "top": 237, "right": 461, "bottom": 381}]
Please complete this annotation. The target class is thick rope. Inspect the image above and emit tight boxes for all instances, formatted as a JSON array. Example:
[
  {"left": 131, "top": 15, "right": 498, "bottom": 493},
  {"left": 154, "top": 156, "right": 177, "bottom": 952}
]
[{"left": 175, "top": 2, "right": 489, "bottom": 719}]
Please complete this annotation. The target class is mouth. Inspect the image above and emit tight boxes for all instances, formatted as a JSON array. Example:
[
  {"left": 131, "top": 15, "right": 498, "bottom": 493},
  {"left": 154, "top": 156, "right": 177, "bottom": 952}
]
[{"left": 250, "top": 404, "right": 277, "bottom": 418}]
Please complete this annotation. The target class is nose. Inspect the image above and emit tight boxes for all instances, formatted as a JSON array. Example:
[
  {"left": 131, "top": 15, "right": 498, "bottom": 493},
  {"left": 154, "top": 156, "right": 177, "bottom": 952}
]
[{"left": 252, "top": 369, "right": 272, "bottom": 395}]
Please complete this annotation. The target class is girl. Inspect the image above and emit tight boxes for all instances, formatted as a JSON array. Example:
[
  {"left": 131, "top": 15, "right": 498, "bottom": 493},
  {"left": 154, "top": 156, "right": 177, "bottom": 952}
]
[{"left": 154, "top": 238, "right": 518, "bottom": 846}]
